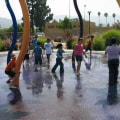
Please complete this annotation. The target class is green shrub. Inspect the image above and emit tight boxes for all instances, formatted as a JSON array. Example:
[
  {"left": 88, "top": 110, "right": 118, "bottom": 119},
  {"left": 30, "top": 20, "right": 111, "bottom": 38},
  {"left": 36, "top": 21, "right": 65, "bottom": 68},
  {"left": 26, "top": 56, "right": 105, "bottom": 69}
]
[
  {"left": 0, "top": 39, "right": 4, "bottom": 51},
  {"left": 71, "top": 40, "right": 77, "bottom": 49},
  {"left": 102, "top": 29, "right": 120, "bottom": 47},
  {"left": 92, "top": 37, "right": 105, "bottom": 50},
  {"left": 38, "top": 38, "right": 47, "bottom": 48}
]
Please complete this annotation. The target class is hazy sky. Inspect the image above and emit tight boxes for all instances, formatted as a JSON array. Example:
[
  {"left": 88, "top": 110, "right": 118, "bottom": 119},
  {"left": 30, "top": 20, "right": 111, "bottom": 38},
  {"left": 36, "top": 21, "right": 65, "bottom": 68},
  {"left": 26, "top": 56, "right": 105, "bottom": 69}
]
[
  {"left": 0, "top": 0, "right": 120, "bottom": 22},
  {"left": 47, "top": 0, "right": 120, "bottom": 19}
]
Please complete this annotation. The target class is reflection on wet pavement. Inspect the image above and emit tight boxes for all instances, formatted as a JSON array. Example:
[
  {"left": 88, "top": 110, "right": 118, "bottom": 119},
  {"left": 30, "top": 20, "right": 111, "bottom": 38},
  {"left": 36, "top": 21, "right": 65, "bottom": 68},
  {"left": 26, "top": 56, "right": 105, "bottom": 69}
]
[{"left": 0, "top": 52, "right": 120, "bottom": 120}]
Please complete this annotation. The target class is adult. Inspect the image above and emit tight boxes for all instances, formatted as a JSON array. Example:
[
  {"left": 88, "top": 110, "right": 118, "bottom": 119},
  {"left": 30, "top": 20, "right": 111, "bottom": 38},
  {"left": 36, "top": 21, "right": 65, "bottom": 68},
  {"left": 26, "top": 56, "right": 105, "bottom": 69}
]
[{"left": 105, "top": 37, "right": 120, "bottom": 104}]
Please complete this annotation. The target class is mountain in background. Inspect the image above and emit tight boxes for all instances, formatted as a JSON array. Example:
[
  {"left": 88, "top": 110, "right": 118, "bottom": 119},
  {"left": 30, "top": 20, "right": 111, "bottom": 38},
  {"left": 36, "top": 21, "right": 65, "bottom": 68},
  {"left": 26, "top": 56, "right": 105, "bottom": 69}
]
[
  {"left": 0, "top": 14, "right": 120, "bottom": 28},
  {"left": 0, "top": 17, "right": 22, "bottom": 29}
]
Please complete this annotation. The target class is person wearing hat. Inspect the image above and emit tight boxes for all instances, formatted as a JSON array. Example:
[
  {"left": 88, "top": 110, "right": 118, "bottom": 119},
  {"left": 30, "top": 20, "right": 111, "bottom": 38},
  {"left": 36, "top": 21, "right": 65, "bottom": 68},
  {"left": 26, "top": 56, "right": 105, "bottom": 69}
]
[{"left": 105, "top": 37, "right": 120, "bottom": 104}]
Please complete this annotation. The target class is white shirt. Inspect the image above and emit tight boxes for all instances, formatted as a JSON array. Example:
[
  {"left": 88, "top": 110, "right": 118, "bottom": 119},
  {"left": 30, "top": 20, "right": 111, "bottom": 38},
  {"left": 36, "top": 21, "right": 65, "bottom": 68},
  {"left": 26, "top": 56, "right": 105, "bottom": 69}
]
[{"left": 44, "top": 42, "right": 53, "bottom": 54}]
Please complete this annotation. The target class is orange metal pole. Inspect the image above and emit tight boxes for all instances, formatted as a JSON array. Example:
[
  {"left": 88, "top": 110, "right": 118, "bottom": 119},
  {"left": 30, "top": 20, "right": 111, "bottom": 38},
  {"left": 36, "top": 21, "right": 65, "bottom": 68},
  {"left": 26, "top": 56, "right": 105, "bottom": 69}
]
[{"left": 14, "top": 0, "right": 30, "bottom": 86}]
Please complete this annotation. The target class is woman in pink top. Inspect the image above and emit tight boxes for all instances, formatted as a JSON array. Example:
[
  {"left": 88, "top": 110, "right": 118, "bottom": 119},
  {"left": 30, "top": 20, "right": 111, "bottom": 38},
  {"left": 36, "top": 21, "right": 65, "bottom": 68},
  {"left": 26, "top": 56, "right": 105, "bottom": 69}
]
[{"left": 74, "top": 38, "right": 87, "bottom": 75}]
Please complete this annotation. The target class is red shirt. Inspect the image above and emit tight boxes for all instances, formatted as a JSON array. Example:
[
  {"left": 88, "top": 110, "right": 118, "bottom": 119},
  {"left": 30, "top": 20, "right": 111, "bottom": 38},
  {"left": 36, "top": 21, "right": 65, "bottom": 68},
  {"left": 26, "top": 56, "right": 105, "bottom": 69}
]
[
  {"left": 87, "top": 39, "right": 93, "bottom": 47},
  {"left": 5, "top": 59, "right": 16, "bottom": 71}
]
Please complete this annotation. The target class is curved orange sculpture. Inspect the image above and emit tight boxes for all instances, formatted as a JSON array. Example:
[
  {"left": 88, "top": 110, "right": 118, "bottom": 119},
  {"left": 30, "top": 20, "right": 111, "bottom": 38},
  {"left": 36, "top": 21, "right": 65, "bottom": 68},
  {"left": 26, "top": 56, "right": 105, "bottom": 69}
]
[
  {"left": 117, "top": 0, "right": 120, "bottom": 7},
  {"left": 14, "top": 0, "right": 30, "bottom": 86}
]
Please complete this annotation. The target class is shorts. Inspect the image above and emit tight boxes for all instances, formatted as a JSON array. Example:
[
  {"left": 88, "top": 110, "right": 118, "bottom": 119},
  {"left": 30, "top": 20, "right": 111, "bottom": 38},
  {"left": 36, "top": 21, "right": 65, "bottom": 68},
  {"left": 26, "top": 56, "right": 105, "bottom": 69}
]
[
  {"left": 85, "top": 46, "right": 91, "bottom": 51},
  {"left": 5, "top": 71, "right": 16, "bottom": 77},
  {"left": 75, "top": 55, "right": 83, "bottom": 61},
  {"left": 35, "top": 55, "right": 42, "bottom": 65},
  {"left": 24, "top": 54, "right": 29, "bottom": 60}
]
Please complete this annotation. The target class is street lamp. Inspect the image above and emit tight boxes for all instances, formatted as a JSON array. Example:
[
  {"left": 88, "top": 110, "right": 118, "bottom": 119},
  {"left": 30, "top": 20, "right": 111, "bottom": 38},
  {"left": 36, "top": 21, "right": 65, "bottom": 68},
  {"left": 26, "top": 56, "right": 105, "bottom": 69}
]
[
  {"left": 69, "top": 0, "right": 70, "bottom": 18},
  {"left": 88, "top": 11, "right": 91, "bottom": 34},
  {"left": 84, "top": 5, "right": 86, "bottom": 21}
]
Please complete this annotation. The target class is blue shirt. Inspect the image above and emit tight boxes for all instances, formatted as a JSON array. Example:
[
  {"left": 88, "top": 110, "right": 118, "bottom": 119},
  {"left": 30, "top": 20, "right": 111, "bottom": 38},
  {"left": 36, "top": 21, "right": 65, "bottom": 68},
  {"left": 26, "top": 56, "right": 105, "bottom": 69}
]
[
  {"left": 56, "top": 49, "right": 65, "bottom": 59},
  {"left": 34, "top": 38, "right": 38, "bottom": 47},
  {"left": 34, "top": 46, "right": 42, "bottom": 56}
]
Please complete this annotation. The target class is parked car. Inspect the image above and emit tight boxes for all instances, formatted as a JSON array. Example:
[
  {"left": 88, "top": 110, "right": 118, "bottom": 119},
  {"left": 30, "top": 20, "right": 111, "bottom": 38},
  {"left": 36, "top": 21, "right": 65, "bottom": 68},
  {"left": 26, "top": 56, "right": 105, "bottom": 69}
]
[{"left": 36, "top": 32, "right": 45, "bottom": 37}]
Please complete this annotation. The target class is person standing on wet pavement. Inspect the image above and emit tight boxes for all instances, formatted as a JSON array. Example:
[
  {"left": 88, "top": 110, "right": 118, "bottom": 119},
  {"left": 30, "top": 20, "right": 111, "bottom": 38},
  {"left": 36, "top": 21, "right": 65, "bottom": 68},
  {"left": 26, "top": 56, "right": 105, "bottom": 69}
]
[
  {"left": 51, "top": 44, "right": 65, "bottom": 74},
  {"left": 32, "top": 41, "right": 43, "bottom": 71},
  {"left": 74, "top": 38, "right": 87, "bottom": 75},
  {"left": 105, "top": 37, "right": 120, "bottom": 104},
  {"left": 44, "top": 38, "right": 53, "bottom": 69}
]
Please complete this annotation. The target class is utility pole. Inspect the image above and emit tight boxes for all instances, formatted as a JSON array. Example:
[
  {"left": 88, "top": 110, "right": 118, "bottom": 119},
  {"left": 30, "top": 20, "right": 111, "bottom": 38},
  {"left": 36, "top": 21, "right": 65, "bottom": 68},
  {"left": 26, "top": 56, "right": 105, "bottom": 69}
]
[
  {"left": 88, "top": 11, "right": 91, "bottom": 34},
  {"left": 69, "top": 0, "right": 70, "bottom": 18},
  {"left": 84, "top": 5, "right": 86, "bottom": 21}
]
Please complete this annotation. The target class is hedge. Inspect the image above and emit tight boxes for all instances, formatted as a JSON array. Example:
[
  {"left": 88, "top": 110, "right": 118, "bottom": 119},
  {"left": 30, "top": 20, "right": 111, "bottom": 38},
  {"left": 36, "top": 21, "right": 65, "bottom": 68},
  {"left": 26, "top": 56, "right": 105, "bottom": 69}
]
[
  {"left": 102, "top": 29, "right": 120, "bottom": 47},
  {"left": 0, "top": 39, "right": 4, "bottom": 51},
  {"left": 38, "top": 38, "right": 47, "bottom": 48}
]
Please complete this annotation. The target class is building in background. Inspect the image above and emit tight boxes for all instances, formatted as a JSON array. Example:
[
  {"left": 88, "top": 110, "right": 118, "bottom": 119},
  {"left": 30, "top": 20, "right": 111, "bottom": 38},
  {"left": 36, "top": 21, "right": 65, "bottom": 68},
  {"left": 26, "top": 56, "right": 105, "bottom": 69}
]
[{"left": 45, "top": 21, "right": 110, "bottom": 38}]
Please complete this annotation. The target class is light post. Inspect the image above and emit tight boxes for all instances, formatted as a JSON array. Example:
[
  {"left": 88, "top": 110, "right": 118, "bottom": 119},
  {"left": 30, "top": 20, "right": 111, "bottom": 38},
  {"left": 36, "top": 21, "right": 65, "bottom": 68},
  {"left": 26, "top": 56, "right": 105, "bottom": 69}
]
[
  {"left": 88, "top": 11, "right": 91, "bottom": 34},
  {"left": 84, "top": 5, "right": 86, "bottom": 21},
  {"left": 69, "top": 0, "right": 70, "bottom": 18}
]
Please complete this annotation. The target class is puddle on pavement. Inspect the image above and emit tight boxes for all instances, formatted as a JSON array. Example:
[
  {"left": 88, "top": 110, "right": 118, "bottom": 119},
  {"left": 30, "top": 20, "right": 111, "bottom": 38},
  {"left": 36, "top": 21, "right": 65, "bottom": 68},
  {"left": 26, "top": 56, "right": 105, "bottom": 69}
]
[{"left": 1, "top": 52, "right": 120, "bottom": 120}]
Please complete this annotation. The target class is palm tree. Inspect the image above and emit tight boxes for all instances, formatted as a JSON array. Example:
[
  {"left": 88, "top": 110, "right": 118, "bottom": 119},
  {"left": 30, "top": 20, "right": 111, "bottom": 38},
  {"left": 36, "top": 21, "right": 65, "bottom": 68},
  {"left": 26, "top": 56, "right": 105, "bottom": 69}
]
[
  {"left": 98, "top": 12, "right": 101, "bottom": 26},
  {"left": 112, "top": 13, "right": 116, "bottom": 23},
  {"left": 104, "top": 13, "right": 108, "bottom": 26}
]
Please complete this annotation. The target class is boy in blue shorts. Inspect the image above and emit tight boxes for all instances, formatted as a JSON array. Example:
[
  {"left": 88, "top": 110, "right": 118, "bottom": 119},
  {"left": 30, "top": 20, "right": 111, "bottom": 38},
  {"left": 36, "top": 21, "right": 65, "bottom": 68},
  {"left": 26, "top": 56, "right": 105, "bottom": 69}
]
[{"left": 32, "top": 42, "right": 43, "bottom": 71}]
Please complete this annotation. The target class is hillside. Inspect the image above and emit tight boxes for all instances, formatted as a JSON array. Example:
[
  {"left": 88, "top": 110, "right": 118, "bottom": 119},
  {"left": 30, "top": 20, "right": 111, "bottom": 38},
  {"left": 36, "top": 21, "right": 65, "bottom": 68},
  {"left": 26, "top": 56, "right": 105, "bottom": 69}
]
[{"left": 0, "top": 17, "right": 22, "bottom": 28}]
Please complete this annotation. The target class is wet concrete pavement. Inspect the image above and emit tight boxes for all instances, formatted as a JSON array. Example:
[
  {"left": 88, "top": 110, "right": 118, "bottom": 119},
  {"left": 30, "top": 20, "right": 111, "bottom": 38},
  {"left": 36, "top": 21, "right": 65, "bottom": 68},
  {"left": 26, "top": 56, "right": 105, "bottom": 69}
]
[{"left": 0, "top": 51, "right": 120, "bottom": 120}]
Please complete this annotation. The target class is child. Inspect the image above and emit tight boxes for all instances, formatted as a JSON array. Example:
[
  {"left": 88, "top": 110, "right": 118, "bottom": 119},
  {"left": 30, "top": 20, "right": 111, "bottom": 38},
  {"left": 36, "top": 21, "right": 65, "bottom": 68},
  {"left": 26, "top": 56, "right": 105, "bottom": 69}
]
[
  {"left": 51, "top": 44, "right": 65, "bottom": 74},
  {"left": 23, "top": 45, "right": 30, "bottom": 67},
  {"left": 5, "top": 53, "right": 20, "bottom": 87},
  {"left": 32, "top": 41, "right": 43, "bottom": 71},
  {"left": 44, "top": 38, "right": 53, "bottom": 68},
  {"left": 33, "top": 35, "right": 38, "bottom": 48},
  {"left": 85, "top": 35, "right": 94, "bottom": 56},
  {"left": 74, "top": 38, "right": 87, "bottom": 75}
]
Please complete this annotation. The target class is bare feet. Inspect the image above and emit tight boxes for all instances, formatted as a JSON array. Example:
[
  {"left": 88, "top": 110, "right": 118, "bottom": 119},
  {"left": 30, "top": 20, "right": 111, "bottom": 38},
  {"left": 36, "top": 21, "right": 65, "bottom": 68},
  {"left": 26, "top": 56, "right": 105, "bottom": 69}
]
[{"left": 76, "top": 72, "right": 83, "bottom": 75}]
